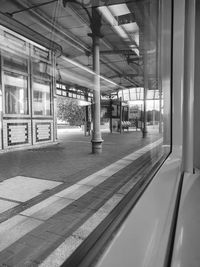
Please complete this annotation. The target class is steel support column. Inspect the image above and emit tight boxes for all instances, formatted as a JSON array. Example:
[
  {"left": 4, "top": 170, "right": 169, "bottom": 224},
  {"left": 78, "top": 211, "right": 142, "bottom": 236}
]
[
  {"left": 142, "top": 49, "right": 148, "bottom": 137},
  {"left": 91, "top": 35, "right": 103, "bottom": 153},
  {"left": 89, "top": 8, "right": 103, "bottom": 154},
  {"left": 142, "top": 15, "right": 149, "bottom": 138}
]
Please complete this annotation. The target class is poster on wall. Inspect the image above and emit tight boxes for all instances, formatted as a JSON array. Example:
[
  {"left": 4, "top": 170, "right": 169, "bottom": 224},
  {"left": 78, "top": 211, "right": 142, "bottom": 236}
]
[
  {"left": 129, "top": 105, "right": 141, "bottom": 119},
  {"left": 112, "top": 104, "right": 119, "bottom": 118}
]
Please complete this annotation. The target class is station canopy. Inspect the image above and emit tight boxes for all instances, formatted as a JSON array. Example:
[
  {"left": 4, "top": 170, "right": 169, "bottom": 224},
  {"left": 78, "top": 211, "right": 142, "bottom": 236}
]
[{"left": 0, "top": 0, "right": 159, "bottom": 98}]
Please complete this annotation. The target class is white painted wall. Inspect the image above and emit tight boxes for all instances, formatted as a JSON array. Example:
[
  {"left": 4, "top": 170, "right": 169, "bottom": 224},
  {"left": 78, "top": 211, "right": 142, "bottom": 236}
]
[{"left": 194, "top": 1, "right": 200, "bottom": 169}]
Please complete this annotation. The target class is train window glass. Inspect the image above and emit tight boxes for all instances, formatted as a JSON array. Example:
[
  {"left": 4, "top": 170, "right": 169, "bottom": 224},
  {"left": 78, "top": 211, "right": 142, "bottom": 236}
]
[
  {"left": 4, "top": 71, "right": 28, "bottom": 115},
  {"left": 0, "top": 0, "right": 172, "bottom": 265},
  {"left": 58, "top": 0, "right": 172, "bottom": 264},
  {"left": 33, "top": 79, "right": 51, "bottom": 116}
]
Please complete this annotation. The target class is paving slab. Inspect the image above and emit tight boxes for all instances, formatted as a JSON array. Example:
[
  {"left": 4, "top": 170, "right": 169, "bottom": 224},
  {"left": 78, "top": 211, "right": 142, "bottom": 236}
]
[
  {"left": 0, "top": 176, "right": 61, "bottom": 202},
  {"left": 0, "top": 199, "right": 18, "bottom": 213},
  {"left": 0, "top": 128, "right": 167, "bottom": 266}
]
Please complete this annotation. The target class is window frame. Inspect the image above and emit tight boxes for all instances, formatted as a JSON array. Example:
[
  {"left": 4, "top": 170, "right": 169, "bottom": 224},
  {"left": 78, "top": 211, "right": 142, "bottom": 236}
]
[
  {"left": 3, "top": 70, "right": 29, "bottom": 116},
  {"left": 1, "top": 51, "right": 31, "bottom": 118},
  {"left": 32, "top": 77, "right": 52, "bottom": 117},
  {"left": 30, "top": 44, "right": 53, "bottom": 118}
]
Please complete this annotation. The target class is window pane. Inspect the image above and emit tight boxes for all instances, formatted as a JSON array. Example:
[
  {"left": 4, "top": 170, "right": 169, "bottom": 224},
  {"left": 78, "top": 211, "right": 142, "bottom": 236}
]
[
  {"left": 4, "top": 32, "right": 26, "bottom": 49},
  {"left": 0, "top": 30, "right": 28, "bottom": 54},
  {"left": 4, "top": 71, "right": 28, "bottom": 115},
  {"left": 33, "top": 79, "right": 51, "bottom": 116},
  {"left": 33, "top": 46, "right": 50, "bottom": 61},
  {"left": 3, "top": 53, "right": 28, "bottom": 73},
  {"left": 33, "top": 59, "right": 51, "bottom": 79}
]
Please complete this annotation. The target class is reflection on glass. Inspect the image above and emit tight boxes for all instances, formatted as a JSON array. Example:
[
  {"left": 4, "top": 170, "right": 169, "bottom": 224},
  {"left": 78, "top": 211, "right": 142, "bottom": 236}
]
[
  {"left": 97, "top": 0, "right": 171, "bottom": 154},
  {"left": 4, "top": 32, "right": 26, "bottom": 49},
  {"left": 3, "top": 53, "right": 28, "bottom": 73},
  {"left": 33, "top": 59, "right": 51, "bottom": 79},
  {"left": 33, "top": 46, "right": 49, "bottom": 61},
  {"left": 33, "top": 79, "right": 51, "bottom": 116},
  {"left": 0, "top": 0, "right": 173, "bottom": 264},
  {"left": 4, "top": 71, "right": 28, "bottom": 115}
]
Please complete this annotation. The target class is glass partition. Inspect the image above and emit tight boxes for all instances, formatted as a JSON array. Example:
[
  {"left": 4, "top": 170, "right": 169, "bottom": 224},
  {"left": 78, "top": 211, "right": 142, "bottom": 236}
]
[
  {"left": 3, "top": 53, "right": 28, "bottom": 73},
  {"left": 33, "top": 79, "right": 51, "bottom": 116},
  {"left": 4, "top": 71, "right": 28, "bottom": 115},
  {"left": 32, "top": 59, "right": 52, "bottom": 80}
]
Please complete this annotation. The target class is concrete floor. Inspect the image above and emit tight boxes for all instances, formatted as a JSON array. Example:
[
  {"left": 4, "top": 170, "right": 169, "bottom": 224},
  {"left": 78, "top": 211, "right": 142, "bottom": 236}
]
[{"left": 0, "top": 127, "right": 165, "bottom": 266}]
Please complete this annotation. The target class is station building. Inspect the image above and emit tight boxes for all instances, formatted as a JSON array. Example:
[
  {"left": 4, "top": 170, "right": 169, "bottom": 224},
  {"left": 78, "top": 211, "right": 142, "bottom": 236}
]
[{"left": 0, "top": 24, "right": 57, "bottom": 151}]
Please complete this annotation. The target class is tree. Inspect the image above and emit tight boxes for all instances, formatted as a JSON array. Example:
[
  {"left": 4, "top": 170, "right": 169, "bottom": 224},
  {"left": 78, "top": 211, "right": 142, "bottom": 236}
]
[{"left": 57, "top": 97, "right": 85, "bottom": 126}]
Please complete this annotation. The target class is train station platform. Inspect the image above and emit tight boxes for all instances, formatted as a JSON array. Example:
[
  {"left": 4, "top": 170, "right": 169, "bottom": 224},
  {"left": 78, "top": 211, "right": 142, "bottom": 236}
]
[{"left": 0, "top": 127, "right": 164, "bottom": 266}]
